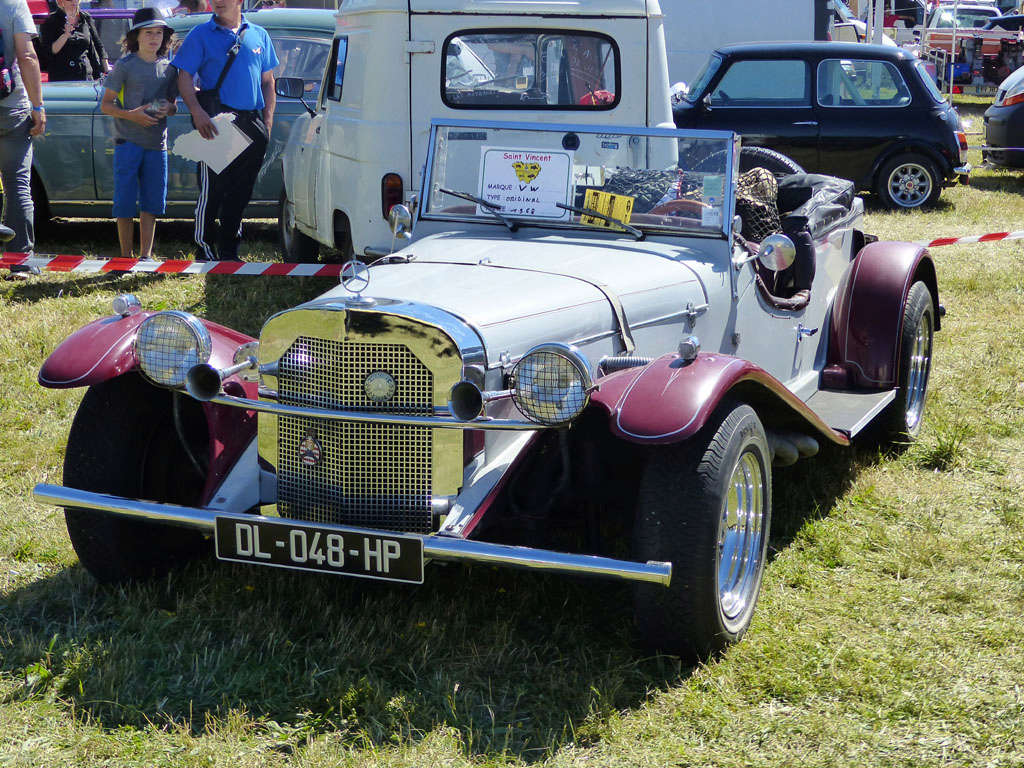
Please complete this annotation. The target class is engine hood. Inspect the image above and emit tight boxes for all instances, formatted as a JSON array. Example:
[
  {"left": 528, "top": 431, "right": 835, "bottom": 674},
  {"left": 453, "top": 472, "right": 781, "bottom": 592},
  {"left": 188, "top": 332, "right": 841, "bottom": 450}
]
[{"left": 312, "top": 232, "right": 715, "bottom": 363}]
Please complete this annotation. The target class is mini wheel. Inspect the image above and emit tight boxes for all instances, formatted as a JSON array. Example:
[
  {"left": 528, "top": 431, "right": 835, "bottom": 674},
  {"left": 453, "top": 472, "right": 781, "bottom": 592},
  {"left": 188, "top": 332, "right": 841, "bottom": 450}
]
[
  {"left": 63, "top": 376, "right": 210, "bottom": 584},
  {"left": 278, "top": 188, "right": 321, "bottom": 263},
  {"left": 881, "top": 281, "right": 935, "bottom": 440},
  {"left": 632, "top": 402, "right": 772, "bottom": 660},
  {"left": 877, "top": 153, "right": 941, "bottom": 210}
]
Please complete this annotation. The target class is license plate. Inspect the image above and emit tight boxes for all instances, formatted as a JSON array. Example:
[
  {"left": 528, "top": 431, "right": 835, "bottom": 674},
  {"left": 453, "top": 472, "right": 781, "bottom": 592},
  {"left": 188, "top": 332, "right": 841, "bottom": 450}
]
[{"left": 214, "top": 516, "right": 424, "bottom": 584}]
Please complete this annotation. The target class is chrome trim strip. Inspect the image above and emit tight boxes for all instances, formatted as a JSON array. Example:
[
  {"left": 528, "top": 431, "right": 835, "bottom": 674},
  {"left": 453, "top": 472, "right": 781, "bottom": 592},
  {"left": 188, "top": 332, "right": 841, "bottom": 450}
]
[
  {"left": 33, "top": 484, "right": 672, "bottom": 587},
  {"left": 204, "top": 391, "right": 545, "bottom": 431}
]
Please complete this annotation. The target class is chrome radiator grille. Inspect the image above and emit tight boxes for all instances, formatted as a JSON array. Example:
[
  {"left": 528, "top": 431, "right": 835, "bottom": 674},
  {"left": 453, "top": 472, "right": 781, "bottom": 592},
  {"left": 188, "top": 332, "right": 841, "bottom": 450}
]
[{"left": 276, "top": 337, "right": 435, "bottom": 533}]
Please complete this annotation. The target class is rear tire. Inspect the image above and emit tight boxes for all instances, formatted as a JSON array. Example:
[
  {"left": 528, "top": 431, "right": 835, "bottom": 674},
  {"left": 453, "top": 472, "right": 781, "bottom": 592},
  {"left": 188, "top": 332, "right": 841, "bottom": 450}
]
[
  {"left": 633, "top": 403, "right": 772, "bottom": 661},
  {"left": 880, "top": 281, "right": 935, "bottom": 441},
  {"left": 63, "top": 376, "right": 210, "bottom": 584},
  {"left": 876, "top": 153, "right": 941, "bottom": 210},
  {"left": 278, "top": 189, "right": 320, "bottom": 263}
]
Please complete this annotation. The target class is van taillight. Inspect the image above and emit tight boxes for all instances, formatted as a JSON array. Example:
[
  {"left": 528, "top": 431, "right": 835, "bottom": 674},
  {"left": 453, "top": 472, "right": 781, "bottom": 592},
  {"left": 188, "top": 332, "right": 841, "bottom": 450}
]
[
  {"left": 956, "top": 131, "right": 968, "bottom": 162},
  {"left": 381, "top": 173, "right": 403, "bottom": 219}
]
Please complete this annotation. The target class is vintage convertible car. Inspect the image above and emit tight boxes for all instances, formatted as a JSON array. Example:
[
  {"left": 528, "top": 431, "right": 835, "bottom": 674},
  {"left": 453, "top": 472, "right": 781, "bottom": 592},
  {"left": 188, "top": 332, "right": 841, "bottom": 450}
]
[
  {"left": 29, "top": 9, "right": 332, "bottom": 222},
  {"left": 33, "top": 120, "right": 939, "bottom": 660}
]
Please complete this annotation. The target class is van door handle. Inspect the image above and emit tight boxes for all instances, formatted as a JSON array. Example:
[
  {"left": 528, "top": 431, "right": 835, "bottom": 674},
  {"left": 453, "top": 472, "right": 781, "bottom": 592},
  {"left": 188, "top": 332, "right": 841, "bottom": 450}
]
[{"left": 792, "top": 120, "right": 818, "bottom": 126}]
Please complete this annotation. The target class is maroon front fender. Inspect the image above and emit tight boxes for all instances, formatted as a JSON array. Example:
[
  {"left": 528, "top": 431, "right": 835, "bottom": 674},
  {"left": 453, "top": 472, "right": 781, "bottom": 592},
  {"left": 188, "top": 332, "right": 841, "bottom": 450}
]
[
  {"left": 589, "top": 353, "right": 849, "bottom": 446},
  {"left": 826, "top": 241, "right": 939, "bottom": 389},
  {"left": 39, "top": 311, "right": 256, "bottom": 389}
]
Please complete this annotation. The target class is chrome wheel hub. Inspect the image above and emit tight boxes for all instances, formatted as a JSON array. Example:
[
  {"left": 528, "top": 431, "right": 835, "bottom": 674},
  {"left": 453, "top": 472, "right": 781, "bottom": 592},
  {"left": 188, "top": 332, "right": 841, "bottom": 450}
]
[
  {"left": 717, "top": 450, "right": 766, "bottom": 633},
  {"left": 904, "top": 309, "right": 933, "bottom": 433},
  {"left": 887, "top": 163, "right": 933, "bottom": 208}
]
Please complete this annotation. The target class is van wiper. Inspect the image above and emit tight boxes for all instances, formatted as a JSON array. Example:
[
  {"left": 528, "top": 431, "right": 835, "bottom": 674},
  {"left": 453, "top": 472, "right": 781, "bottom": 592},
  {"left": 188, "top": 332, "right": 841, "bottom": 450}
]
[
  {"left": 556, "top": 202, "right": 644, "bottom": 241},
  {"left": 439, "top": 187, "right": 518, "bottom": 232}
]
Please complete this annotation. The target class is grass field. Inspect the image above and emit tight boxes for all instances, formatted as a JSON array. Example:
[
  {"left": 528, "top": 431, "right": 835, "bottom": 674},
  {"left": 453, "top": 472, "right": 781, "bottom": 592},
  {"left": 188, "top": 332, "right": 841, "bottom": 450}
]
[{"left": 2, "top": 101, "right": 1023, "bottom": 767}]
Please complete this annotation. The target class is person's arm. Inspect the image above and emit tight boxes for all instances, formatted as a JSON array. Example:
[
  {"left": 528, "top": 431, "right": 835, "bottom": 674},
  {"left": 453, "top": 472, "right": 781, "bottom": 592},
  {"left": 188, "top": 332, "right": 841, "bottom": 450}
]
[
  {"left": 100, "top": 88, "right": 158, "bottom": 126},
  {"left": 14, "top": 33, "right": 45, "bottom": 136},
  {"left": 177, "top": 68, "right": 216, "bottom": 139},
  {"left": 87, "top": 15, "right": 108, "bottom": 74},
  {"left": 260, "top": 69, "right": 275, "bottom": 132}
]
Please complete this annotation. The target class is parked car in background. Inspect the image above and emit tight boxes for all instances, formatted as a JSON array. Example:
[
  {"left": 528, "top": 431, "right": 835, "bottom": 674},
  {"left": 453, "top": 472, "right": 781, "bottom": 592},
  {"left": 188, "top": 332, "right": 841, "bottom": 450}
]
[
  {"left": 982, "top": 13, "right": 1024, "bottom": 29},
  {"left": 983, "top": 63, "right": 1024, "bottom": 166},
  {"left": 28, "top": 9, "right": 332, "bottom": 223},
  {"left": 34, "top": 119, "right": 939, "bottom": 661},
  {"left": 674, "top": 42, "right": 970, "bottom": 209},
  {"left": 278, "top": 0, "right": 673, "bottom": 263},
  {"left": 924, "top": 2, "right": 1003, "bottom": 29}
]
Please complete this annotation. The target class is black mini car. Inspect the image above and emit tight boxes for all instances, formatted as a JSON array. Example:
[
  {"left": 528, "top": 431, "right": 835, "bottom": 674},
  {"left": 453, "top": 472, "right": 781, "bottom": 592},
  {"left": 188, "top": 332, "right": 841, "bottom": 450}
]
[{"left": 674, "top": 42, "right": 970, "bottom": 209}]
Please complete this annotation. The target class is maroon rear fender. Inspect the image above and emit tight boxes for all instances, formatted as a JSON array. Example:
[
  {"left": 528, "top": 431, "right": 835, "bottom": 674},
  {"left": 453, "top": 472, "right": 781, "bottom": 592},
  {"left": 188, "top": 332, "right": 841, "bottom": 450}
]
[
  {"left": 39, "top": 311, "right": 256, "bottom": 389},
  {"left": 826, "top": 241, "right": 939, "bottom": 390},
  {"left": 589, "top": 353, "right": 849, "bottom": 446}
]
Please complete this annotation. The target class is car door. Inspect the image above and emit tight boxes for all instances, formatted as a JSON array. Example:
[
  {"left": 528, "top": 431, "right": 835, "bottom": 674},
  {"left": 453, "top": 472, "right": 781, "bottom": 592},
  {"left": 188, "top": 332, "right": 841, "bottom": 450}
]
[
  {"left": 691, "top": 57, "right": 819, "bottom": 171},
  {"left": 814, "top": 57, "right": 914, "bottom": 187}
]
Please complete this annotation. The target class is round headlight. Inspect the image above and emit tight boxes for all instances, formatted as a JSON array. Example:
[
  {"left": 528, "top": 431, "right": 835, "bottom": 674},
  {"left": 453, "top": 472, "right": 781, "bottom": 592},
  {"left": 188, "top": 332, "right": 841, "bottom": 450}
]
[
  {"left": 511, "top": 343, "right": 593, "bottom": 426},
  {"left": 135, "top": 311, "right": 212, "bottom": 388}
]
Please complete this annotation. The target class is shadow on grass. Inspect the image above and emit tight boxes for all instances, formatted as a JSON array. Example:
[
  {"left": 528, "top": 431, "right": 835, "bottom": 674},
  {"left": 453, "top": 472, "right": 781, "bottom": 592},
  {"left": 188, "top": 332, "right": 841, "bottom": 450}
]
[
  {"left": 961, "top": 172, "right": 1024, "bottom": 194},
  {"left": 0, "top": 440, "right": 893, "bottom": 760},
  {"left": 1, "top": 270, "right": 168, "bottom": 303},
  {"left": 0, "top": 556, "right": 687, "bottom": 760}
]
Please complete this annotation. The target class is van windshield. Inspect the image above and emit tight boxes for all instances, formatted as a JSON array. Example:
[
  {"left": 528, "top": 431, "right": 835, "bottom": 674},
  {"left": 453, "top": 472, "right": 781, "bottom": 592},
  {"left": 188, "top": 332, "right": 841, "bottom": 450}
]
[{"left": 442, "top": 31, "right": 619, "bottom": 109}]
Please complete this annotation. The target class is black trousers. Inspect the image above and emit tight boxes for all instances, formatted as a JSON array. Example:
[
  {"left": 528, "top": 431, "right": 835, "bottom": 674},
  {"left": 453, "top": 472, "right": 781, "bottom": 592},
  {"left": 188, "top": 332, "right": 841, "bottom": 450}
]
[{"left": 194, "top": 110, "right": 268, "bottom": 261}]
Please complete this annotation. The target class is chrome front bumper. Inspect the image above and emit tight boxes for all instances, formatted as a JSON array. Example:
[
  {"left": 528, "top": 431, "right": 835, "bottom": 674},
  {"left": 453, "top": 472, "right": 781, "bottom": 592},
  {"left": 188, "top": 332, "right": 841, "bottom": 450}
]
[{"left": 34, "top": 484, "right": 672, "bottom": 587}]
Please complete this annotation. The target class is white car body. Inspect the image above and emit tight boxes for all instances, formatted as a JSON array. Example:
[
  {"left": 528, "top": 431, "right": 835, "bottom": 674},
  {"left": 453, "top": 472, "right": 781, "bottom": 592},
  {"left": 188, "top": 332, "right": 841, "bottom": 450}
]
[{"left": 281, "top": 0, "right": 673, "bottom": 260}]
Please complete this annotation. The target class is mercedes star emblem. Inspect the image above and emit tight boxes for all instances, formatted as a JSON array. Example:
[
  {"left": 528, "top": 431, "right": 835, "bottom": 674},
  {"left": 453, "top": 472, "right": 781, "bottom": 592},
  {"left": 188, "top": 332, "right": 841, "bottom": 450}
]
[{"left": 341, "top": 260, "right": 371, "bottom": 295}]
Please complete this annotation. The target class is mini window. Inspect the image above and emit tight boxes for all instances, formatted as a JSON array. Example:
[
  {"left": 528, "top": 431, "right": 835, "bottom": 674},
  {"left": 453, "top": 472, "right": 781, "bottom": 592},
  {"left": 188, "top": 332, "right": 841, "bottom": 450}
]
[
  {"left": 325, "top": 36, "right": 348, "bottom": 103},
  {"left": 710, "top": 60, "right": 809, "bottom": 107},
  {"left": 817, "top": 59, "right": 911, "bottom": 107},
  {"left": 442, "top": 30, "right": 620, "bottom": 110}
]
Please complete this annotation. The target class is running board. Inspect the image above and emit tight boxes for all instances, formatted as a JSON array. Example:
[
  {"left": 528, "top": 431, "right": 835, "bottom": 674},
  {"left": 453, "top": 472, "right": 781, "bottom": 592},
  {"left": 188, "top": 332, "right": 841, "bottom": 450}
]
[
  {"left": 805, "top": 388, "right": 897, "bottom": 437},
  {"left": 33, "top": 484, "right": 672, "bottom": 587}
]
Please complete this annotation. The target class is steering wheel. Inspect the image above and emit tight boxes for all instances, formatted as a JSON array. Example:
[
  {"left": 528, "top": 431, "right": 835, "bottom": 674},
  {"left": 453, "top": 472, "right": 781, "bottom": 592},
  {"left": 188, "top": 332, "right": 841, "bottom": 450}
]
[{"left": 649, "top": 198, "right": 707, "bottom": 217}]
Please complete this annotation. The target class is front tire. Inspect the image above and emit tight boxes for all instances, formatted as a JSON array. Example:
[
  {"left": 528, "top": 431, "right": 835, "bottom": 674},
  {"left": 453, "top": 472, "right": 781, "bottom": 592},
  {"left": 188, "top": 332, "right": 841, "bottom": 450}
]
[
  {"left": 876, "top": 153, "right": 941, "bottom": 210},
  {"left": 278, "top": 189, "right": 320, "bottom": 263},
  {"left": 633, "top": 403, "right": 772, "bottom": 660},
  {"left": 63, "top": 376, "right": 210, "bottom": 584}
]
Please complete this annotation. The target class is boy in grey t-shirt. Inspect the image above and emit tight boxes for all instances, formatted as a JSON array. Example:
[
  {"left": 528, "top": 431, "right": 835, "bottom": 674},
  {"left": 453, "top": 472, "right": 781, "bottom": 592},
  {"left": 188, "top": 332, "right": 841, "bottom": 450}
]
[{"left": 100, "top": 7, "right": 177, "bottom": 259}]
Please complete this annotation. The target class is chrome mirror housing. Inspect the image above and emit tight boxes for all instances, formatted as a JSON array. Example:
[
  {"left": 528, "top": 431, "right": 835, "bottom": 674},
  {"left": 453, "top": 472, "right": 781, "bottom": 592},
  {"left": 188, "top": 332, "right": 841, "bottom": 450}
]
[
  {"left": 757, "top": 234, "right": 796, "bottom": 272},
  {"left": 388, "top": 204, "right": 413, "bottom": 241}
]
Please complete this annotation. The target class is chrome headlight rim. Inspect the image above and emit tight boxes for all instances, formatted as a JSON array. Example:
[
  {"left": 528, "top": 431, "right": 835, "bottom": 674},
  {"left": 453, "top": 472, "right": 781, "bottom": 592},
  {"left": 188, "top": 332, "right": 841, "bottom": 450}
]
[
  {"left": 510, "top": 342, "right": 594, "bottom": 427},
  {"left": 134, "top": 310, "right": 213, "bottom": 389}
]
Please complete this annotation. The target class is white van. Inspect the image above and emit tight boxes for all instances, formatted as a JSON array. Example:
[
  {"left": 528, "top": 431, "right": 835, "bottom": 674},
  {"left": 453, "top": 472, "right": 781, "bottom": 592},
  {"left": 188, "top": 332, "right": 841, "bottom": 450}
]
[{"left": 277, "top": 0, "right": 673, "bottom": 261}]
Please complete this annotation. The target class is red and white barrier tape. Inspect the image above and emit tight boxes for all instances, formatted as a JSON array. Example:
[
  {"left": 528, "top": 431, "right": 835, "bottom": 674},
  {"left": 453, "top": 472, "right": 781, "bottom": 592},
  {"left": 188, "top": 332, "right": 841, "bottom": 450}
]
[
  {"left": 0, "top": 253, "right": 342, "bottom": 276},
  {"left": 917, "top": 230, "right": 1024, "bottom": 248},
  {"left": 2, "top": 228, "right": 1021, "bottom": 275}
]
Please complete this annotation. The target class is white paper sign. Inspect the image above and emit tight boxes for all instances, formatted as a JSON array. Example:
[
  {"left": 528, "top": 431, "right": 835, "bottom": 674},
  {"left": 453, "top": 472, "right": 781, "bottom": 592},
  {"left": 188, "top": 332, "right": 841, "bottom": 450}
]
[
  {"left": 477, "top": 147, "right": 573, "bottom": 219},
  {"left": 170, "top": 112, "right": 252, "bottom": 174}
]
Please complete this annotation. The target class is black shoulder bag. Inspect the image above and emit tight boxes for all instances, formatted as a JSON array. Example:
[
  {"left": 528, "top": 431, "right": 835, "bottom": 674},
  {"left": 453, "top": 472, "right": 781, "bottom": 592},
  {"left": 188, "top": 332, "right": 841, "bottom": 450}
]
[{"left": 192, "top": 28, "right": 246, "bottom": 127}]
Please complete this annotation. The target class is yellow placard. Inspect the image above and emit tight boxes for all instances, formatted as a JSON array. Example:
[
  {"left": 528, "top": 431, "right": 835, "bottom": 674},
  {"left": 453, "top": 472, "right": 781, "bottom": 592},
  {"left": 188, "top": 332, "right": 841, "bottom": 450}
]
[{"left": 581, "top": 189, "right": 634, "bottom": 230}]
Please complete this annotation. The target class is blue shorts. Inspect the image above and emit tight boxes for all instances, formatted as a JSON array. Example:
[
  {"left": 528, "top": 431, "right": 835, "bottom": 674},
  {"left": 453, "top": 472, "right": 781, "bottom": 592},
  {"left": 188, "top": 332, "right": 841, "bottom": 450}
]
[{"left": 112, "top": 141, "right": 167, "bottom": 218}]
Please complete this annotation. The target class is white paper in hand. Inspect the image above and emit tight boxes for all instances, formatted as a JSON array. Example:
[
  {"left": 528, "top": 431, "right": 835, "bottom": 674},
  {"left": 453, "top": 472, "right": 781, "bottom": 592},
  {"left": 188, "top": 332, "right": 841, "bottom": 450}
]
[{"left": 171, "top": 112, "right": 252, "bottom": 174}]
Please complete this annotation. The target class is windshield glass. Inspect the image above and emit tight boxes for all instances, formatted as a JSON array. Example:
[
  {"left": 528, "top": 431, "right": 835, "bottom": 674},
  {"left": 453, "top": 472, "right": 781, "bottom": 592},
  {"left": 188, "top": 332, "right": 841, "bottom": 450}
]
[
  {"left": 422, "top": 123, "right": 738, "bottom": 238},
  {"left": 685, "top": 54, "right": 722, "bottom": 103},
  {"left": 931, "top": 7, "right": 999, "bottom": 27}
]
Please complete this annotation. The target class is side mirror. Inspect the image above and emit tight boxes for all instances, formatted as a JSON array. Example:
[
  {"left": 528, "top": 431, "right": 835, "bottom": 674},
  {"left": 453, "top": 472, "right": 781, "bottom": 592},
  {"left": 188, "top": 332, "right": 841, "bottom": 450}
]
[
  {"left": 274, "top": 76, "right": 304, "bottom": 99},
  {"left": 757, "top": 234, "right": 796, "bottom": 272},
  {"left": 702, "top": 92, "right": 712, "bottom": 110},
  {"left": 275, "top": 76, "right": 315, "bottom": 116},
  {"left": 388, "top": 204, "right": 413, "bottom": 241}
]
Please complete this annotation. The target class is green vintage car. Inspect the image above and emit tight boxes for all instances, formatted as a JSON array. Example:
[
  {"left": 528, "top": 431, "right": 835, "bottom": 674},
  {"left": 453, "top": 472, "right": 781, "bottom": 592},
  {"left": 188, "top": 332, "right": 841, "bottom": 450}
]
[{"left": 31, "top": 9, "right": 333, "bottom": 222}]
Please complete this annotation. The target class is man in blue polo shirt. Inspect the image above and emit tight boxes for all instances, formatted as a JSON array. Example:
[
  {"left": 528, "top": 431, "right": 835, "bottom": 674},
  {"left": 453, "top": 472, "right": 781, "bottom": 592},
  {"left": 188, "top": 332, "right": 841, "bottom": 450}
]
[{"left": 173, "top": 0, "right": 277, "bottom": 261}]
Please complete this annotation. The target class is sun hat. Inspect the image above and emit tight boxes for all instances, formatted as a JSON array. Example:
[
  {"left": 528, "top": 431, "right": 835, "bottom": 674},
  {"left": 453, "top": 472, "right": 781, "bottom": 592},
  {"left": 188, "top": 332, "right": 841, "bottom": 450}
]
[{"left": 130, "top": 7, "right": 171, "bottom": 30}]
